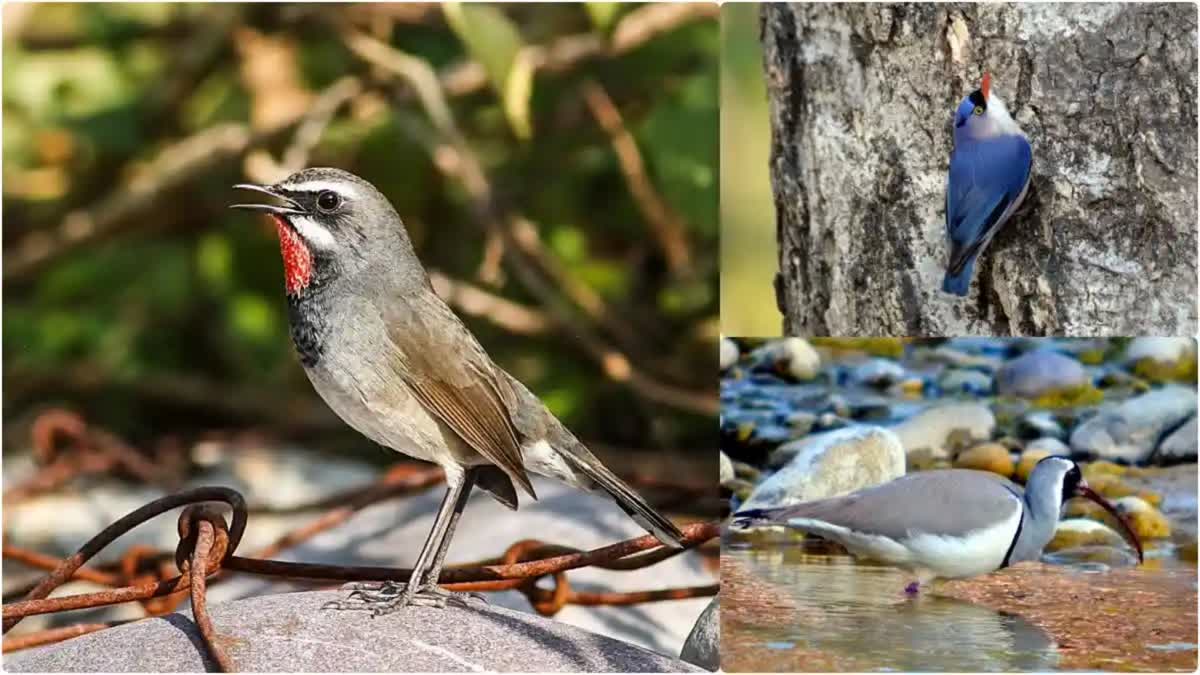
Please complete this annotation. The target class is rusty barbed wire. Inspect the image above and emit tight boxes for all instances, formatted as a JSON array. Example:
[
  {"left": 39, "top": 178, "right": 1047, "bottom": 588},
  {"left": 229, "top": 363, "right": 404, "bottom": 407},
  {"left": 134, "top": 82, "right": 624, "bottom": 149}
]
[{"left": 2, "top": 412, "right": 719, "bottom": 666}]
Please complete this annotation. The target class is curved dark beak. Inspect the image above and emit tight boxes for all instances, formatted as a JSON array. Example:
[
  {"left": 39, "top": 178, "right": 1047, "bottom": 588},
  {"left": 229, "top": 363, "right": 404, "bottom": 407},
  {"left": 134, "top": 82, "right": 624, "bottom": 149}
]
[
  {"left": 1077, "top": 483, "right": 1144, "bottom": 563},
  {"left": 230, "top": 184, "right": 306, "bottom": 216}
]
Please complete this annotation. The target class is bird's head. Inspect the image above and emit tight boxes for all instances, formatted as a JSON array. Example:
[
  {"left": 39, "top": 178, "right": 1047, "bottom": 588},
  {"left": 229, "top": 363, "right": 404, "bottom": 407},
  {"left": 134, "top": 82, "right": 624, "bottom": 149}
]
[
  {"left": 953, "top": 72, "right": 1024, "bottom": 141},
  {"left": 232, "top": 168, "right": 412, "bottom": 296},
  {"left": 1031, "top": 456, "right": 1144, "bottom": 563}
]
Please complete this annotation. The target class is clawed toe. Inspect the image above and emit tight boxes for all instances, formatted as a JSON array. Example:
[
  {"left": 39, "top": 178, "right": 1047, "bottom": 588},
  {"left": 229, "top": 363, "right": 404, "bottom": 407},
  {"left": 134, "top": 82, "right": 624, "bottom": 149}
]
[{"left": 323, "top": 582, "right": 482, "bottom": 614}]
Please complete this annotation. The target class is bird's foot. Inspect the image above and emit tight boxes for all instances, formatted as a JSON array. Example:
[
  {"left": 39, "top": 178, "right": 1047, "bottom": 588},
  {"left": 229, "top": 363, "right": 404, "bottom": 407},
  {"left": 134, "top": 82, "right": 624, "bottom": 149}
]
[
  {"left": 903, "top": 581, "right": 921, "bottom": 596},
  {"left": 323, "top": 581, "right": 485, "bottom": 614}
]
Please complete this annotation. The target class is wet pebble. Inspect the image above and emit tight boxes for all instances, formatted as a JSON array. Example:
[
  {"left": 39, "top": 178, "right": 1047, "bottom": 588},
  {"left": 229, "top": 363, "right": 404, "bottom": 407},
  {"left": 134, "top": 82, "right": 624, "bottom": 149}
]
[
  {"left": 954, "top": 443, "right": 1015, "bottom": 478},
  {"left": 753, "top": 338, "right": 820, "bottom": 382},
  {"left": 1018, "top": 411, "right": 1065, "bottom": 440},
  {"left": 892, "top": 402, "right": 995, "bottom": 460},
  {"left": 742, "top": 426, "right": 905, "bottom": 511},
  {"left": 720, "top": 337, "right": 740, "bottom": 371},
  {"left": 851, "top": 358, "right": 906, "bottom": 388},
  {"left": 1047, "top": 518, "right": 1129, "bottom": 552},
  {"left": 938, "top": 368, "right": 993, "bottom": 395},
  {"left": 1115, "top": 496, "right": 1173, "bottom": 539},
  {"left": 995, "top": 350, "right": 1088, "bottom": 399},
  {"left": 1070, "top": 385, "right": 1197, "bottom": 465},
  {"left": 1156, "top": 415, "right": 1197, "bottom": 463}
]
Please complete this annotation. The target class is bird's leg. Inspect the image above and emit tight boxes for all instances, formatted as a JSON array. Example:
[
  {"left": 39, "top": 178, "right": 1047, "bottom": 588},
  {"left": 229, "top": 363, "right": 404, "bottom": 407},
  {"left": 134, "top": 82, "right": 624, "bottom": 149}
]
[
  {"left": 904, "top": 581, "right": 921, "bottom": 596},
  {"left": 324, "top": 469, "right": 471, "bottom": 613},
  {"left": 415, "top": 467, "right": 489, "bottom": 605}
]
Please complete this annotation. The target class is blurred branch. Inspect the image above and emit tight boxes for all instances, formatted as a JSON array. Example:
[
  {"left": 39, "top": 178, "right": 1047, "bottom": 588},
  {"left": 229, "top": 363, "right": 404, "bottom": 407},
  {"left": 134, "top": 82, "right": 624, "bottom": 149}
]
[
  {"left": 3, "top": 77, "right": 363, "bottom": 284},
  {"left": 4, "top": 363, "right": 341, "bottom": 434},
  {"left": 581, "top": 79, "right": 691, "bottom": 276},
  {"left": 341, "top": 31, "right": 717, "bottom": 417},
  {"left": 429, "top": 270, "right": 551, "bottom": 336},
  {"left": 437, "top": 3, "right": 719, "bottom": 98}
]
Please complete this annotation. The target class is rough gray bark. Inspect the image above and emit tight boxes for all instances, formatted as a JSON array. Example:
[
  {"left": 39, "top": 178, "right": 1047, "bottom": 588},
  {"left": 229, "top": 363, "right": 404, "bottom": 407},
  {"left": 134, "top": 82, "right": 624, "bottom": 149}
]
[{"left": 762, "top": 3, "right": 1198, "bottom": 336}]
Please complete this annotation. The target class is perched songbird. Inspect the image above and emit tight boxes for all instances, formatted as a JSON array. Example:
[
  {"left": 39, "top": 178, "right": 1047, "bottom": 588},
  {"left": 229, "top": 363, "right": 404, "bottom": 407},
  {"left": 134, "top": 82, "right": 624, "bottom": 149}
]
[
  {"left": 232, "top": 168, "right": 684, "bottom": 612},
  {"left": 734, "top": 457, "right": 1142, "bottom": 594},
  {"left": 942, "top": 72, "right": 1033, "bottom": 296}
]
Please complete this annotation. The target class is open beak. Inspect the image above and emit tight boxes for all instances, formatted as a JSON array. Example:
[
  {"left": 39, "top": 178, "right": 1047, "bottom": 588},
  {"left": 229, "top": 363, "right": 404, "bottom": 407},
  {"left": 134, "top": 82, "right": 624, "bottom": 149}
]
[
  {"left": 230, "top": 184, "right": 306, "bottom": 216},
  {"left": 1076, "top": 482, "right": 1144, "bottom": 563}
]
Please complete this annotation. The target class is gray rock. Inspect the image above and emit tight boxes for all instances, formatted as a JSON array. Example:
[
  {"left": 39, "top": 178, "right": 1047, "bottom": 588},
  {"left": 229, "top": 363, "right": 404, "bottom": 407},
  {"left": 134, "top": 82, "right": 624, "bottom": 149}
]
[
  {"left": 851, "top": 358, "right": 906, "bottom": 387},
  {"left": 1027, "top": 437, "right": 1071, "bottom": 456},
  {"left": 1157, "top": 415, "right": 1198, "bottom": 462},
  {"left": 1070, "top": 386, "right": 1199, "bottom": 464},
  {"left": 1123, "top": 337, "right": 1195, "bottom": 367},
  {"left": 719, "top": 452, "right": 734, "bottom": 485},
  {"left": 720, "top": 338, "right": 739, "bottom": 371},
  {"left": 938, "top": 368, "right": 993, "bottom": 394},
  {"left": 679, "top": 597, "right": 719, "bottom": 671},
  {"left": 753, "top": 338, "right": 820, "bottom": 381},
  {"left": 743, "top": 426, "right": 905, "bottom": 511},
  {"left": 5, "top": 591, "right": 700, "bottom": 673},
  {"left": 995, "top": 350, "right": 1088, "bottom": 399},
  {"left": 1019, "top": 412, "right": 1066, "bottom": 440},
  {"left": 892, "top": 402, "right": 995, "bottom": 459}
]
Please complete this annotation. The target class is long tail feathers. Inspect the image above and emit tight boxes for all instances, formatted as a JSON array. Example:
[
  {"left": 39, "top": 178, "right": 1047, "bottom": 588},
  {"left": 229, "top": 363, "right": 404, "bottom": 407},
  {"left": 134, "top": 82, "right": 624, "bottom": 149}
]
[
  {"left": 558, "top": 451, "right": 685, "bottom": 548},
  {"left": 941, "top": 258, "right": 975, "bottom": 297}
]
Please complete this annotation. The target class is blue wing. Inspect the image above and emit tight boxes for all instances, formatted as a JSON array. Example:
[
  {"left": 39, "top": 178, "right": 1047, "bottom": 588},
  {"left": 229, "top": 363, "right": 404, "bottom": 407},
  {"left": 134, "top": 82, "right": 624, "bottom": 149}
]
[{"left": 945, "top": 135, "right": 1032, "bottom": 275}]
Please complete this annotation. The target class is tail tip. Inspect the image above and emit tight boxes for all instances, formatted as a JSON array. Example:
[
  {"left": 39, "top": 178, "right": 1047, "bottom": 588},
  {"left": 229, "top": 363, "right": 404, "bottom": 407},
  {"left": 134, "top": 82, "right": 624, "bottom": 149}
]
[{"left": 941, "top": 271, "right": 970, "bottom": 296}]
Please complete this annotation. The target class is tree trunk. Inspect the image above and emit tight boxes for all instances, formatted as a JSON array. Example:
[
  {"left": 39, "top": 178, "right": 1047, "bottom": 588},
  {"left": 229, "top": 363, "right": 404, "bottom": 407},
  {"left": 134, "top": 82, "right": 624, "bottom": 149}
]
[{"left": 762, "top": 3, "right": 1197, "bottom": 336}]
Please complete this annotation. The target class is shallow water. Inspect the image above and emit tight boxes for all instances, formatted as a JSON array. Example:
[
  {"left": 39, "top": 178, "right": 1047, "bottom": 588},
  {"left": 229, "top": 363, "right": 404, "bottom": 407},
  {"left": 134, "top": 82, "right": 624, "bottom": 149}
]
[{"left": 722, "top": 544, "right": 1198, "bottom": 672}]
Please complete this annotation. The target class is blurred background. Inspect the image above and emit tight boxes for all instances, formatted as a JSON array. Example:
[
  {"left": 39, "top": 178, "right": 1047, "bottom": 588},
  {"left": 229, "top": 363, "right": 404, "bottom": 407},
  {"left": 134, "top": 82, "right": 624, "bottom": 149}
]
[
  {"left": 2, "top": 2, "right": 718, "bottom": 657},
  {"left": 719, "top": 3, "right": 777, "bottom": 337}
]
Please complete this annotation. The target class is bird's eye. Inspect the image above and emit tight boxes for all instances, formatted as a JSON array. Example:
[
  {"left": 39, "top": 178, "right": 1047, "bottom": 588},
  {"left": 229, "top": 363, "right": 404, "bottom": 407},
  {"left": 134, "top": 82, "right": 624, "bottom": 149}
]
[
  {"left": 316, "top": 190, "right": 341, "bottom": 212},
  {"left": 973, "top": 106, "right": 984, "bottom": 116}
]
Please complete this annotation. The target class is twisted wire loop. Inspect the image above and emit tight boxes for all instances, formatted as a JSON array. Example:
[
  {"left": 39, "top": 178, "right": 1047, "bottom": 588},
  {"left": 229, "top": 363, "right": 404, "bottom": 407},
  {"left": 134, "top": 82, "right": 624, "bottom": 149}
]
[{"left": 3, "top": 479, "right": 719, "bottom": 668}]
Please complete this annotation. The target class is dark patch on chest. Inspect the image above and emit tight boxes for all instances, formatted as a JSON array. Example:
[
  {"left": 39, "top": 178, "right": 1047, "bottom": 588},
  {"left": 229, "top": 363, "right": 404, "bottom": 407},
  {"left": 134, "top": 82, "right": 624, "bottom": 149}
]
[{"left": 287, "top": 295, "right": 327, "bottom": 368}]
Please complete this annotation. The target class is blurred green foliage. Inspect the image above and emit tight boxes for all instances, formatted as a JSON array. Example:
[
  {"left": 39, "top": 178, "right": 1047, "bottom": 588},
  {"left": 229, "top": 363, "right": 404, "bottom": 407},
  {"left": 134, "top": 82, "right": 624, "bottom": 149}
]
[
  {"left": 720, "top": 3, "right": 779, "bottom": 336},
  {"left": 3, "top": 3, "right": 717, "bottom": 461}
]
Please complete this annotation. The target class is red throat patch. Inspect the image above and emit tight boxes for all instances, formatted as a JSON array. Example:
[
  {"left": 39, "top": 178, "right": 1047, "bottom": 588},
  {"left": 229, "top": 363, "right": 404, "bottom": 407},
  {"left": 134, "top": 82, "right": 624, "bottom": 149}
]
[{"left": 272, "top": 215, "right": 313, "bottom": 295}]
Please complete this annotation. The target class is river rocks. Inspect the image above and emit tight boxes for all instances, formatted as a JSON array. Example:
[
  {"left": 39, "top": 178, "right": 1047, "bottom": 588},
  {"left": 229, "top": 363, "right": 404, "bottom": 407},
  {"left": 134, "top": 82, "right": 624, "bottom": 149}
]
[
  {"left": 851, "top": 358, "right": 906, "bottom": 388},
  {"left": 938, "top": 369, "right": 993, "bottom": 395},
  {"left": 720, "top": 451, "right": 734, "bottom": 485},
  {"left": 1070, "top": 385, "right": 1198, "bottom": 464},
  {"left": 1115, "top": 496, "right": 1172, "bottom": 539},
  {"left": 995, "top": 350, "right": 1089, "bottom": 399},
  {"left": 679, "top": 597, "right": 719, "bottom": 671},
  {"left": 5, "top": 591, "right": 700, "bottom": 673},
  {"left": 720, "top": 337, "right": 740, "bottom": 371},
  {"left": 1047, "top": 518, "right": 1129, "bottom": 552},
  {"left": 954, "top": 443, "right": 1015, "bottom": 478},
  {"left": 1156, "top": 415, "right": 1197, "bottom": 463},
  {"left": 753, "top": 338, "right": 820, "bottom": 381},
  {"left": 892, "top": 402, "right": 995, "bottom": 459},
  {"left": 740, "top": 426, "right": 905, "bottom": 511},
  {"left": 1124, "top": 337, "right": 1197, "bottom": 381},
  {"left": 1018, "top": 412, "right": 1066, "bottom": 440}
]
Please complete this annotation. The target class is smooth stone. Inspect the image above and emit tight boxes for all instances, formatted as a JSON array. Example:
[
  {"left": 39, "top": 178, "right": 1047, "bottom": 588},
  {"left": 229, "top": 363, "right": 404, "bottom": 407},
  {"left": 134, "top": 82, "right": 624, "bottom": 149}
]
[
  {"left": 1123, "top": 337, "right": 1195, "bottom": 366},
  {"left": 938, "top": 368, "right": 993, "bottom": 394},
  {"left": 4, "top": 591, "right": 700, "bottom": 673},
  {"left": 742, "top": 426, "right": 906, "bottom": 511},
  {"left": 1018, "top": 411, "right": 1065, "bottom": 440},
  {"left": 851, "top": 358, "right": 906, "bottom": 388},
  {"left": 720, "top": 452, "right": 734, "bottom": 485},
  {"left": 1070, "top": 385, "right": 1198, "bottom": 464},
  {"left": 753, "top": 338, "right": 820, "bottom": 381},
  {"left": 679, "top": 597, "right": 718, "bottom": 671},
  {"left": 892, "top": 402, "right": 996, "bottom": 459},
  {"left": 995, "top": 350, "right": 1088, "bottom": 399},
  {"left": 954, "top": 443, "right": 1015, "bottom": 478},
  {"left": 1044, "top": 545, "right": 1141, "bottom": 569},
  {"left": 1157, "top": 415, "right": 1198, "bottom": 462},
  {"left": 1115, "top": 496, "right": 1173, "bottom": 539},
  {"left": 720, "top": 337, "right": 739, "bottom": 371},
  {"left": 1047, "top": 518, "right": 1128, "bottom": 552}
]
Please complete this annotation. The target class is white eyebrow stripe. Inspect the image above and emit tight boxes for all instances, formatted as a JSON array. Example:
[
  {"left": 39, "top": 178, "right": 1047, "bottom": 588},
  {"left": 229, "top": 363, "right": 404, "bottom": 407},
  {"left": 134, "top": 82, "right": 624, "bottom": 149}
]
[
  {"left": 290, "top": 215, "right": 338, "bottom": 249},
  {"left": 282, "top": 181, "right": 362, "bottom": 199}
]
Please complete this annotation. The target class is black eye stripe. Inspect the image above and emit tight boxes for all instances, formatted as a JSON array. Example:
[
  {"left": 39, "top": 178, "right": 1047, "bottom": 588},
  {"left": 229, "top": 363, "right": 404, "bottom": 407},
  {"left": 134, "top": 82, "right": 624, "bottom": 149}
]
[{"left": 968, "top": 90, "right": 987, "bottom": 109}]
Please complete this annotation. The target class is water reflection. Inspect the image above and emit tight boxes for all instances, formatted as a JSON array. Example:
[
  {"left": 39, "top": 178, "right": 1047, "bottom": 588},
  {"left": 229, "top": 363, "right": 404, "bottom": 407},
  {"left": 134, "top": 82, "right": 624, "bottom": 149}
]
[{"left": 724, "top": 546, "right": 1059, "bottom": 671}]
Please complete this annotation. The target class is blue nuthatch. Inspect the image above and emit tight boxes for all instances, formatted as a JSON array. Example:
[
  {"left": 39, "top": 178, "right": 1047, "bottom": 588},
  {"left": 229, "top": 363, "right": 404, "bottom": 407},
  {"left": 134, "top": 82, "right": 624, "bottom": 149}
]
[{"left": 943, "top": 73, "right": 1033, "bottom": 296}]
